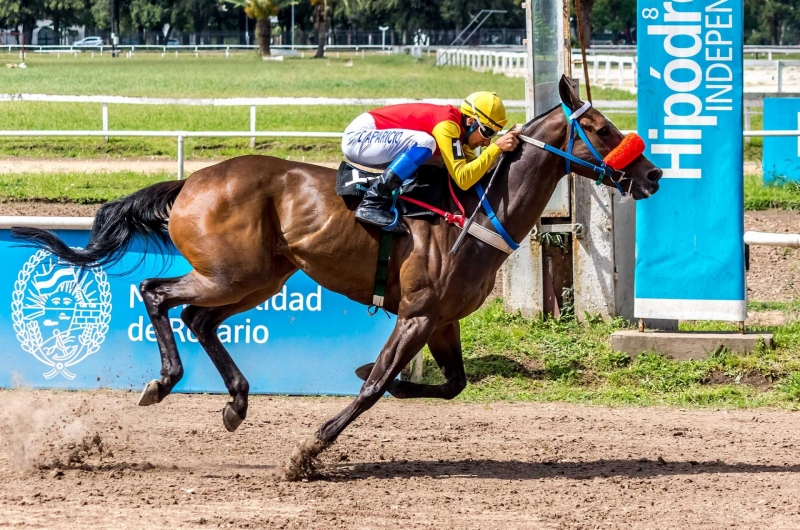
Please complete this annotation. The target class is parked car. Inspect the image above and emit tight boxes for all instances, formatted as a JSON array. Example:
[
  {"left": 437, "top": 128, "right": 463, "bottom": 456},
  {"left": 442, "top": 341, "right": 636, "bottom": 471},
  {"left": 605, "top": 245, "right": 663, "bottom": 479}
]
[
  {"left": 74, "top": 36, "right": 103, "bottom": 46},
  {"left": 166, "top": 38, "right": 180, "bottom": 46}
]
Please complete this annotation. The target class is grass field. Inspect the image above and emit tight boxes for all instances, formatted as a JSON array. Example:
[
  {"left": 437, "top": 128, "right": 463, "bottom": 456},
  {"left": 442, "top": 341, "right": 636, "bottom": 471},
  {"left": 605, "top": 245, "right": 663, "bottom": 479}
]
[
  {"left": 745, "top": 173, "right": 800, "bottom": 210},
  {"left": 0, "top": 53, "right": 639, "bottom": 159},
  {"left": 2, "top": 53, "right": 529, "bottom": 98},
  {"left": 420, "top": 300, "right": 800, "bottom": 407},
  {"left": 0, "top": 52, "right": 635, "bottom": 100}
]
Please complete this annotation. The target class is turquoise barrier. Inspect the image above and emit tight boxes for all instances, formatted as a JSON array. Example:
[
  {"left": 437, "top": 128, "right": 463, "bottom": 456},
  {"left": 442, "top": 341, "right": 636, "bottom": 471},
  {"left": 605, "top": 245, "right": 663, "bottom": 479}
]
[
  {"left": 0, "top": 229, "right": 396, "bottom": 394},
  {"left": 635, "top": 0, "right": 746, "bottom": 321},
  {"left": 763, "top": 98, "right": 800, "bottom": 182}
]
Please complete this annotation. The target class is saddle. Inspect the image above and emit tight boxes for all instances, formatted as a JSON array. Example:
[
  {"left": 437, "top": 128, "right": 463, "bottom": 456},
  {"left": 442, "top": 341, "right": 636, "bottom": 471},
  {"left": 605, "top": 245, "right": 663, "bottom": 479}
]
[
  {"left": 335, "top": 158, "right": 515, "bottom": 313},
  {"left": 335, "top": 160, "right": 447, "bottom": 222}
]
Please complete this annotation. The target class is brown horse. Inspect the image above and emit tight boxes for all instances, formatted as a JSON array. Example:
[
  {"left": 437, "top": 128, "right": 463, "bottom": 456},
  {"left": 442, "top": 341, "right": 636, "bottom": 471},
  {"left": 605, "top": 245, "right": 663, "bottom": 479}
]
[{"left": 12, "top": 77, "right": 661, "bottom": 479}]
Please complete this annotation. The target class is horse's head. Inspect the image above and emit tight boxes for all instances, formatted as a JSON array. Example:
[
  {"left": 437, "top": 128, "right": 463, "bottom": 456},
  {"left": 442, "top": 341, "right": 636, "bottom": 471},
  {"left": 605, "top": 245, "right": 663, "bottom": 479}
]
[{"left": 557, "top": 76, "right": 661, "bottom": 200}]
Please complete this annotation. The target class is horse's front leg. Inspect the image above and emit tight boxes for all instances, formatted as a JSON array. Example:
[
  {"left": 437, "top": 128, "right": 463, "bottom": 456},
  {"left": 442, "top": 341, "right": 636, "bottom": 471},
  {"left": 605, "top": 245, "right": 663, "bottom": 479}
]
[
  {"left": 284, "top": 313, "right": 436, "bottom": 480},
  {"left": 354, "top": 320, "right": 467, "bottom": 399}
]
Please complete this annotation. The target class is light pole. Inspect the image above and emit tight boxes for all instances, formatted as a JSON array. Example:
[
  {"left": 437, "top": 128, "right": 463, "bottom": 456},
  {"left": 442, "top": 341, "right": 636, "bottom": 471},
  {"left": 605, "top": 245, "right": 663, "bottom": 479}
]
[{"left": 379, "top": 25, "right": 388, "bottom": 50}]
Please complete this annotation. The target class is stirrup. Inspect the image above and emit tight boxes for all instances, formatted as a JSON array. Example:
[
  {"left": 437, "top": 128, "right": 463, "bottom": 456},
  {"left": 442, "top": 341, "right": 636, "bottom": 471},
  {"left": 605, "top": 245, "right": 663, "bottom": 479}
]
[
  {"left": 382, "top": 207, "right": 400, "bottom": 232},
  {"left": 382, "top": 189, "right": 401, "bottom": 232}
]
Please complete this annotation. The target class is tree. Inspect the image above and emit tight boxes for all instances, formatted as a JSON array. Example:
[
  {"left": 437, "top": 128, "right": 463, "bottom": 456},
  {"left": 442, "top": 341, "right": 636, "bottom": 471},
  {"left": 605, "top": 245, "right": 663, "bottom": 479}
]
[
  {"left": 372, "top": 0, "right": 440, "bottom": 36},
  {"left": 741, "top": 0, "right": 800, "bottom": 45},
  {"left": 438, "top": 0, "right": 525, "bottom": 30},
  {"left": 575, "top": 0, "right": 593, "bottom": 47},
  {"left": 226, "top": 0, "right": 284, "bottom": 55},
  {"left": 310, "top": 0, "right": 329, "bottom": 57},
  {"left": 41, "top": 0, "right": 95, "bottom": 43},
  {"left": 176, "top": 0, "right": 217, "bottom": 34},
  {"left": 129, "top": 0, "right": 170, "bottom": 41},
  {"left": 0, "top": 0, "right": 46, "bottom": 45},
  {"left": 591, "top": 0, "right": 636, "bottom": 43}
]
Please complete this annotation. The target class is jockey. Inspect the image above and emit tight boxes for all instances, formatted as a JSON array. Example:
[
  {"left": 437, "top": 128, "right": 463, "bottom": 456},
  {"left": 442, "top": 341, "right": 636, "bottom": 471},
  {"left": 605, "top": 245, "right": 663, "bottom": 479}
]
[{"left": 341, "top": 91, "right": 521, "bottom": 231}]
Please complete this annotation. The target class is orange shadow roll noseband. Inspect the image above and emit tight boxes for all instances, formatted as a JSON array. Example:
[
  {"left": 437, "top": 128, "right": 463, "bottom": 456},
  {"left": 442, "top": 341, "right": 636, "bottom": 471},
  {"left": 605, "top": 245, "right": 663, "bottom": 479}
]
[{"left": 603, "top": 133, "right": 646, "bottom": 171}]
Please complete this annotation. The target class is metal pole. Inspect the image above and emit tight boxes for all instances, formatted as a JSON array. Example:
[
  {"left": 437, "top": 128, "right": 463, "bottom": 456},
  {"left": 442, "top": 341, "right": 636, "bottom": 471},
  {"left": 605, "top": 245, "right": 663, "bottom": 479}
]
[
  {"left": 291, "top": 2, "right": 295, "bottom": 50},
  {"left": 177, "top": 134, "right": 185, "bottom": 180}
]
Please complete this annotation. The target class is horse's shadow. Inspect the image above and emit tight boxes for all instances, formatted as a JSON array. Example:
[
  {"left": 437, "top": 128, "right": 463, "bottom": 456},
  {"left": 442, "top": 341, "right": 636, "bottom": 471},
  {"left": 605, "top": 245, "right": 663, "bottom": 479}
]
[
  {"left": 321, "top": 458, "right": 800, "bottom": 482},
  {"left": 462, "top": 354, "right": 546, "bottom": 382}
]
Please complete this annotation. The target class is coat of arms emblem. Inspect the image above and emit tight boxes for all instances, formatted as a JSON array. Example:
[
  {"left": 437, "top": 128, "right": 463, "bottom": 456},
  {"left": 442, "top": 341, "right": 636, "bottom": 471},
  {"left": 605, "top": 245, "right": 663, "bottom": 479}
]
[{"left": 11, "top": 249, "right": 112, "bottom": 380}]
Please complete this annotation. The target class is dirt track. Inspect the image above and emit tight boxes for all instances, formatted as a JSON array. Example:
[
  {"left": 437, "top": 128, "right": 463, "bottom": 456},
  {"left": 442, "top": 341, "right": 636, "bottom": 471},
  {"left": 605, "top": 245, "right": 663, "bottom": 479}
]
[{"left": 1, "top": 390, "right": 799, "bottom": 529}]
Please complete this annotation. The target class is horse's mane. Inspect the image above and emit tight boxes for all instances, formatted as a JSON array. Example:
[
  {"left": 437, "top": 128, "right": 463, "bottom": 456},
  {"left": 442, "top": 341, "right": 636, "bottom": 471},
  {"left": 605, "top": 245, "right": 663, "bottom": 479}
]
[
  {"left": 488, "top": 103, "right": 563, "bottom": 182},
  {"left": 521, "top": 103, "right": 562, "bottom": 135}
]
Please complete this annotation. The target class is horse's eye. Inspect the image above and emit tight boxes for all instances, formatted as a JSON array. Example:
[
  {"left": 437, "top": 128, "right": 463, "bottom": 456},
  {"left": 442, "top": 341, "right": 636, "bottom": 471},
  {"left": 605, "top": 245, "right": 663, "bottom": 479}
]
[{"left": 597, "top": 126, "right": 610, "bottom": 137}]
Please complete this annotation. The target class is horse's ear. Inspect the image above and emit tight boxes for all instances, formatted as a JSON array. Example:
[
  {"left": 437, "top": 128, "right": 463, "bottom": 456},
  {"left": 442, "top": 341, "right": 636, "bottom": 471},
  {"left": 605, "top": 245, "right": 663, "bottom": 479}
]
[{"left": 558, "top": 75, "right": 582, "bottom": 112}]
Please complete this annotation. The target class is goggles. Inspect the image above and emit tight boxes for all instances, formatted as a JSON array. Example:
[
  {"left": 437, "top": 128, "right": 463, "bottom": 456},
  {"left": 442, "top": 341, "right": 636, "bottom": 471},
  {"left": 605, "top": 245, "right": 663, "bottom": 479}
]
[{"left": 477, "top": 123, "right": 500, "bottom": 139}]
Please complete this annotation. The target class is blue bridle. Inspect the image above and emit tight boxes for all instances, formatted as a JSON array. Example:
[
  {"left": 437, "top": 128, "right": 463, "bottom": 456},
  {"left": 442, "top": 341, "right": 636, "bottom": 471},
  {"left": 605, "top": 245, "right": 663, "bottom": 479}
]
[
  {"left": 475, "top": 101, "right": 631, "bottom": 252},
  {"left": 523, "top": 102, "right": 630, "bottom": 195}
]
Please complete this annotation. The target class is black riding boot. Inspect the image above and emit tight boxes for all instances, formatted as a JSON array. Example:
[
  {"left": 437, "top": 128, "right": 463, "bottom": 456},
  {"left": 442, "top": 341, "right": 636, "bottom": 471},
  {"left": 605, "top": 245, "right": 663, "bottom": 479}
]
[{"left": 355, "top": 168, "right": 407, "bottom": 233}]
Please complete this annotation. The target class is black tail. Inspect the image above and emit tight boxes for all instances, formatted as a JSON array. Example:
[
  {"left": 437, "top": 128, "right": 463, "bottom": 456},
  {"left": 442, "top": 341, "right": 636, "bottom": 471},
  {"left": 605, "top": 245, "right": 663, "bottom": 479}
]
[{"left": 11, "top": 180, "right": 186, "bottom": 269}]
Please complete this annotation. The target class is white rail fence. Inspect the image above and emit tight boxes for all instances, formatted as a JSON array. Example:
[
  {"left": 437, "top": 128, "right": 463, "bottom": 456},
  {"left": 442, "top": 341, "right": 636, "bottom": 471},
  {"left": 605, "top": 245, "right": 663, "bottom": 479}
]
[
  {"left": 2, "top": 92, "right": 789, "bottom": 145},
  {"left": 1, "top": 94, "right": 527, "bottom": 149},
  {"left": 436, "top": 49, "right": 637, "bottom": 87},
  {"left": 3, "top": 43, "right": 404, "bottom": 60},
  {"left": 438, "top": 49, "right": 800, "bottom": 93}
]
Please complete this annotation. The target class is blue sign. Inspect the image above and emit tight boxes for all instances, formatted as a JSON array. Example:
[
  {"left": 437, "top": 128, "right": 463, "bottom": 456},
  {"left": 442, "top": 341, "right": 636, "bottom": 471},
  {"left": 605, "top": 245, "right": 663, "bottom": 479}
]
[
  {"left": 0, "top": 230, "right": 396, "bottom": 394},
  {"left": 635, "top": 0, "right": 746, "bottom": 321},
  {"left": 763, "top": 98, "right": 800, "bottom": 182}
]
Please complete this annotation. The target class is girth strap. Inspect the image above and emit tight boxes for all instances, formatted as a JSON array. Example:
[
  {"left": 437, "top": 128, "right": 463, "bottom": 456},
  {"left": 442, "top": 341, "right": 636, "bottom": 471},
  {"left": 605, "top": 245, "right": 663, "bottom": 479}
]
[
  {"left": 368, "top": 231, "right": 394, "bottom": 315},
  {"left": 474, "top": 182, "right": 520, "bottom": 252}
]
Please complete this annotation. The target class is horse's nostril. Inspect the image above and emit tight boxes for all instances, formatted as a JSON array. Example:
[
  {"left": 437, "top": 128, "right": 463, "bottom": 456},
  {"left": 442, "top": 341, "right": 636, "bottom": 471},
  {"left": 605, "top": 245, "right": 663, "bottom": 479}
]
[{"left": 647, "top": 168, "right": 663, "bottom": 182}]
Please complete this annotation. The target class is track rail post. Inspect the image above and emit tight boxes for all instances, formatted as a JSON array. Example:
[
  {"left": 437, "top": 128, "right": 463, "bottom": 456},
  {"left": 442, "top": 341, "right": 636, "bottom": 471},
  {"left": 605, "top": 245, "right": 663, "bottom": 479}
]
[
  {"left": 102, "top": 103, "right": 109, "bottom": 143},
  {"left": 177, "top": 134, "right": 185, "bottom": 180},
  {"left": 250, "top": 105, "right": 256, "bottom": 149}
]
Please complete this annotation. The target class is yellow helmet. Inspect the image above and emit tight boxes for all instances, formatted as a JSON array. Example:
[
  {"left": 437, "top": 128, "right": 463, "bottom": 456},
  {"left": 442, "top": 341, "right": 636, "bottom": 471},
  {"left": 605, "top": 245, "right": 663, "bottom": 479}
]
[{"left": 461, "top": 91, "right": 508, "bottom": 134}]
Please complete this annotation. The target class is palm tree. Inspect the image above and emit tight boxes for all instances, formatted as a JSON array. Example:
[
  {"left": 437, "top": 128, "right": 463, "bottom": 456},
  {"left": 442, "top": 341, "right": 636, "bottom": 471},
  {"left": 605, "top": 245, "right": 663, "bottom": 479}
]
[
  {"left": 310, "top": 0, "right": 329, "bottom": 58},
  {"left": 310, "top": 0, "right": 361, "bottom": 59},
  {"left": 226, "top": 0, "right": 284, "bottom": 56}
]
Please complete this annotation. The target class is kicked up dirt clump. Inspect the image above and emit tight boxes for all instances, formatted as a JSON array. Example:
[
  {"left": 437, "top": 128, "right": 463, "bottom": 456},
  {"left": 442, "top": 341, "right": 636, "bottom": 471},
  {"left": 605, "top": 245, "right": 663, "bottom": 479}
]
[{"left": 0, "top": 384, "right": 119, "bottom": 472}]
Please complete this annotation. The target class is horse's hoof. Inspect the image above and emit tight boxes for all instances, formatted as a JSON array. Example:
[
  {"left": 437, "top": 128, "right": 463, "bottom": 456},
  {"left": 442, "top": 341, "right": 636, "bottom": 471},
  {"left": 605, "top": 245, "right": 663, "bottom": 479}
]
[
  {"left": 284, "top": 437, "right": 330, "bottom": 481},
  {"left": 222, "top": 403, "right": 244, "bottom": 432},
  {"left": 354, "top": 363, "right": 374, "bottom": 381},
  {"left": 137, "top": 379, "right": 162, "bottom": 406}
]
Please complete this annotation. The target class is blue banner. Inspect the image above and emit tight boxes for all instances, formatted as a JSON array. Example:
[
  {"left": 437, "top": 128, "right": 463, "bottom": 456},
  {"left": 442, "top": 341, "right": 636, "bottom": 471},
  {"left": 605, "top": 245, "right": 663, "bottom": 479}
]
[
  {"left": 763, "top": 98, "right": 800, "bottom": 183},
  {"left": 0, "top": 230, "right": 396, "bottom": 394},
  {"left": 635, "top": 0, "right": 746, "bottom": 320}
]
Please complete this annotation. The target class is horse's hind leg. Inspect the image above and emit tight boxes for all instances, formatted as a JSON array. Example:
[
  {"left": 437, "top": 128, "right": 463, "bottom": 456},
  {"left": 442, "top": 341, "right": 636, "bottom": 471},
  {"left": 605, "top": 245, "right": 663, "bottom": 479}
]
[
  {"left": 285, "top": 313, "right": 437, "bottom": 480},
  {"left": 136, "top": 275, "right": 190, "bottom": 406},
  {"left": 355, "top": 321, "right": 467, "bottom": 400},
  {"left": 137, "top": 271, "right": 260, "bottom": 406},
  {"left": 181, "top": 258, "right": 298, "bottom": 431}
]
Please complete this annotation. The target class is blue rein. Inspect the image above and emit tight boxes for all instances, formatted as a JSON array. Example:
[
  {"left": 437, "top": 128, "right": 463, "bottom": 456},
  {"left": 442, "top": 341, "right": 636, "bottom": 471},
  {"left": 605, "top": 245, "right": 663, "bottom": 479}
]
[{"left": 474, "top": 102, "right": 628, "bottom": 252}]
